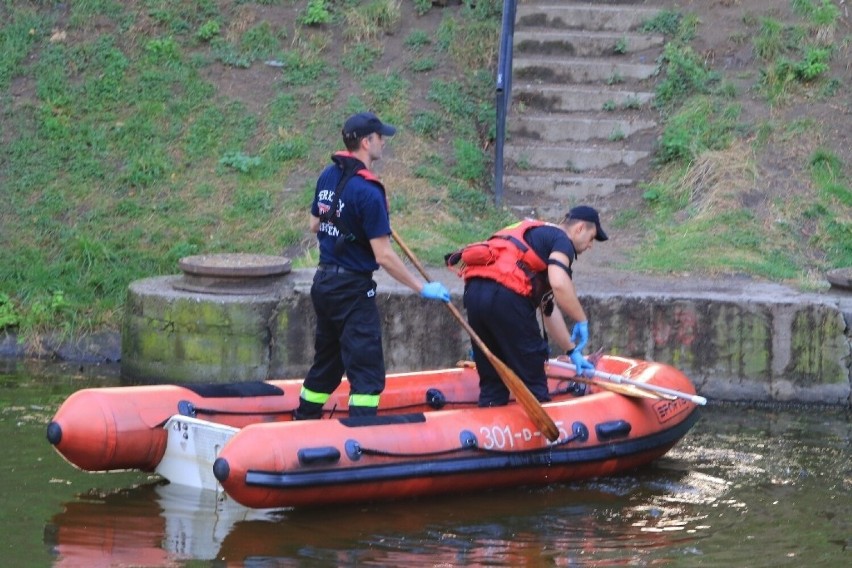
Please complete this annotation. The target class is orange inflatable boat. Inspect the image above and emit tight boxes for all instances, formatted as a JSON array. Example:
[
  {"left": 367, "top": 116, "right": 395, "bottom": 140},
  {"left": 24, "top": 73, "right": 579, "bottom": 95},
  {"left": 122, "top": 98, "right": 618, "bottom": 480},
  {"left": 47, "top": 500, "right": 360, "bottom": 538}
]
[
  {"left": 213, "top": 356, "right": 701, "bottom": 509},
  {"left": 47, "top": 367, "right": 485, "bottom": 473}
]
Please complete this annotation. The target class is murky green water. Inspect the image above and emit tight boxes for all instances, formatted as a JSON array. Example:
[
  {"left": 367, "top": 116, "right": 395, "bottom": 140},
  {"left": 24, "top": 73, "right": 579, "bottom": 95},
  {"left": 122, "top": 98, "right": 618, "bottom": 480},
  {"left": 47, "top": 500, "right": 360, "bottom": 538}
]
[{"left": 1, "top": 360, "right": 849, "bottom": 567}]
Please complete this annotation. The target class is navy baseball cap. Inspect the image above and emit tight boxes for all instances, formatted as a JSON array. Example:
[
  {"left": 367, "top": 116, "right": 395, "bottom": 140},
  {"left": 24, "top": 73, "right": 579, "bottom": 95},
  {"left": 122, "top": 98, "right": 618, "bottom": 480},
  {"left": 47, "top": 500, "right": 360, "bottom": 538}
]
[
  {"left": 342, "top": 112, "right": 397, "bottom": 141},
  {"left": 566, "top": 205, "right": 608, "bottom": 241}
]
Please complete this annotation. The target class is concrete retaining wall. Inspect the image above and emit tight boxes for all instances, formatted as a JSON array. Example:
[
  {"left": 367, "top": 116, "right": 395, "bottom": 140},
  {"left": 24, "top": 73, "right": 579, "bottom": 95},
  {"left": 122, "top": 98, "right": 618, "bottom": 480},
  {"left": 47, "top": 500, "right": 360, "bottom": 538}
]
[
  {"left": 119, "top": 268, "right": 851, "bottom": 407},
  {"left": 584, "top": 293, "right": 850, "bottom": 405},
  {"left": 121, "top": 271, "right": 468, "bottom": 383}
]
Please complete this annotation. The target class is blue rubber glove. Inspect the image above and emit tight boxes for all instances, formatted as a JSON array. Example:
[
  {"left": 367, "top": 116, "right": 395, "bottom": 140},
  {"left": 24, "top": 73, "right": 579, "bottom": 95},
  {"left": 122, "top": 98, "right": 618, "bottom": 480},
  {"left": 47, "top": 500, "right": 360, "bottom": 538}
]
[
  {"left": 571, "top": 321, "right": 589, "bottom": 352},
  {"left": 569, "top": 349, "right": 595, "bottom": 378},
  {"left": 421, "top": 281, "right": 450, "bottom": 303}
]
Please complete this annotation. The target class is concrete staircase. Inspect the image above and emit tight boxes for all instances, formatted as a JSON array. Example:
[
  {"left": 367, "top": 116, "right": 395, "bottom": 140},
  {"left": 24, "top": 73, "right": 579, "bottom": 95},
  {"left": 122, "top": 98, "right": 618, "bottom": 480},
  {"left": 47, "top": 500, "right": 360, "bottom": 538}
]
[{"left": 504, "top": 1, "right": 666, "bottom": 218}]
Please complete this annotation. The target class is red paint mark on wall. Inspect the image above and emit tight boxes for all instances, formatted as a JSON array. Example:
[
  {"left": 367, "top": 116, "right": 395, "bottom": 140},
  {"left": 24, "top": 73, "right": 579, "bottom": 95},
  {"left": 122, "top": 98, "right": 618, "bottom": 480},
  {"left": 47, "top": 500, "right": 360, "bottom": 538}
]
[
  {"left": 653, "top": 306, "right": 697, "bottom": 347},
  {"left": 674, "top": 307, "right": 697, "bottom": 346}
]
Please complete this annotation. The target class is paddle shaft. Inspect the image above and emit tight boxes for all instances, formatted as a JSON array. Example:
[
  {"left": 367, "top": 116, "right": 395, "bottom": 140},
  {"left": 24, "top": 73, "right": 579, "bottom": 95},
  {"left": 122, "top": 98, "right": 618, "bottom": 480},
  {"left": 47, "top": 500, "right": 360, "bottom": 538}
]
[
  {"left": 391, "top": 229, "right": 560, "bottom": 441},
  {"left": 548, "top": 371, "right": 665, "bottom": 400},
  {"left": 459, "top": 359, "right": 663, "bottom": 400},
  {"left": 548, "top": 359, "right": 707, "bottom": 405}
]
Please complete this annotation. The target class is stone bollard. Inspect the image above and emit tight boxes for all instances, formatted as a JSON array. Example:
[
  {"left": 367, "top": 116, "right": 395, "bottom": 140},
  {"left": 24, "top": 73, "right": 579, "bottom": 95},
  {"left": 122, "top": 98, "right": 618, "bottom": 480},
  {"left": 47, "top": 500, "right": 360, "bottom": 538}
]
[{"left": 121, "top": 254, "right": 466, "bottom": 384}]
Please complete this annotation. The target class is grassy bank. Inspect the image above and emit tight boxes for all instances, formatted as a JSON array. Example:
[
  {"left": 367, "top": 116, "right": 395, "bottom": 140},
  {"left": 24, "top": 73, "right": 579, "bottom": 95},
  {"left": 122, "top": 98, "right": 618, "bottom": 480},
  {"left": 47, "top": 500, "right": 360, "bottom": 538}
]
[
  {"left": 633, "top": 3, "right": 850, "bottom": 280},
  {"left": 1, "top": 0, "right": 849, "bottom": 343}
]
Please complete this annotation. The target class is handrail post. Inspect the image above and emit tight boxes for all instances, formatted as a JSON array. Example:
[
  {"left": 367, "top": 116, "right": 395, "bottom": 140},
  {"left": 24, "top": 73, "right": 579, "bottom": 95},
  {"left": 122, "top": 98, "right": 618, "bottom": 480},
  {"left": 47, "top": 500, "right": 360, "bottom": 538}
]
[{"left": 494, "top": 0, "right": 516, "bottom": 208}]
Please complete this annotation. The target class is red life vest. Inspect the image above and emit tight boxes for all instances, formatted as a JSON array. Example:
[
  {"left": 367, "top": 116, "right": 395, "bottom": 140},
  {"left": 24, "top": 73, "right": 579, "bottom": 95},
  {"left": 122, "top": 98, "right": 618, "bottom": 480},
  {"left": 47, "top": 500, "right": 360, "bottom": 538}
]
[{"left": 451, "top": 220, "right": 551, "bottom": 297}]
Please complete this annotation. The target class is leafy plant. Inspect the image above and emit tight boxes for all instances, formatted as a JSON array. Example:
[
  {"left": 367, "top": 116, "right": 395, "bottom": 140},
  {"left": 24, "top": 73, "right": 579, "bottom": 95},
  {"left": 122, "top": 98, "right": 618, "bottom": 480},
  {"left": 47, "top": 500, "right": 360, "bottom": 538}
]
[
  {"left": 195, "top": 20, "right": 220, "bottom": 42},
  {"left": 219, "top": 152, "right": 262, "bottom": 173},
  {"left": 794, "top": 47, "right": 830, "bottom": 81},
  {"left": 16, "top": 290, "right": 71, "bottom": 338},
  {"left": 654, "top": 43, "right": 718, "bottom": 111},
  {"left": 299, "top": 0, "right": 331, "bottom": 26},
  {"left": 414, "top": 0, "right": 433, "bottom": 16},
  {"left": 640, "top": 10, "right": 682, "bottom": 37},
  {"left": 0, "top": 293, "right": 20, "bottom": 330},
  {"left": 760, "top": 47, "right": 830, "bottom": 101},
  {"left": 240, "top": 21, "right": 282, "bottom": 60},
  {"left": 145, "top": 37, "right": 181, "bottom": 65}
]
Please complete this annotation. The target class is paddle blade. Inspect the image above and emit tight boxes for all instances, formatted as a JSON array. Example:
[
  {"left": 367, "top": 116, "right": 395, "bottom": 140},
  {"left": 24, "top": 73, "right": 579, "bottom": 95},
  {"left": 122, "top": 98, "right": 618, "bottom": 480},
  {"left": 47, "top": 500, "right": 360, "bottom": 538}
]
[{"left": 489, "top": 353, "right": 560, "bottom": 441}]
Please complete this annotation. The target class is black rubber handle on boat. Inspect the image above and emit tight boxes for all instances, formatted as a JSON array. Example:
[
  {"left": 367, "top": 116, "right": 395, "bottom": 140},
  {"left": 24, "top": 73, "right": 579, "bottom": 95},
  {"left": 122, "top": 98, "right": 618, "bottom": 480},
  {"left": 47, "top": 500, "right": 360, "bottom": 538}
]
[{"left": 391, "top": 228, "right": 560, "bottom": 442}]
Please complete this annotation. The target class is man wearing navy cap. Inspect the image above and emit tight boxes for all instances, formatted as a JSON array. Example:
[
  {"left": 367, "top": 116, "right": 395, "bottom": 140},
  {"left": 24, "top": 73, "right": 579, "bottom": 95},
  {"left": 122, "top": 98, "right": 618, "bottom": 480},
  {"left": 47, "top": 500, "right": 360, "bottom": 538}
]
[
  {"left": 296, "top": 112, "right": 451, "bottom": 419},
  {"left": 448, "top": 206, "right": 607, "bottom": 406}
]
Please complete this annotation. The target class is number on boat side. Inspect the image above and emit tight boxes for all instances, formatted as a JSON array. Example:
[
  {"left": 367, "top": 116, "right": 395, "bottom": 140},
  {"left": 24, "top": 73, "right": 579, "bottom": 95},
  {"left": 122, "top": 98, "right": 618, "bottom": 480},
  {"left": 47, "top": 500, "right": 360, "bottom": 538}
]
[{"left": 478, "top": 421, "right": 568, "bottom": 449}]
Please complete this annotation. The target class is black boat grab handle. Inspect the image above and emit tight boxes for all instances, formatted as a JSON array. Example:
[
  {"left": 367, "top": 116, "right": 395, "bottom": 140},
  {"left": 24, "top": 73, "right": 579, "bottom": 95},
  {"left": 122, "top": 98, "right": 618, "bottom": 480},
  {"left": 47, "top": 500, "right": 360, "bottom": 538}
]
[
  {"left": 298, "top": 446, "right": 342, "bottom": 466},
  {"left": 596, "top": 420, "right": 632, "bottom": 440}
]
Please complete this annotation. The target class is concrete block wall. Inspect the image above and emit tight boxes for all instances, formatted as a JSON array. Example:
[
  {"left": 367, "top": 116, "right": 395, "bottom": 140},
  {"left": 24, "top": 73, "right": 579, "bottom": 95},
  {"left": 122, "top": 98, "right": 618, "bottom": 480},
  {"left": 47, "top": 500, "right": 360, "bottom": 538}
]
[
  {"left": 121, "top": 269, "right": 851, "bottom": 406},
  {"left": 584, "top": 295, "right": 850, "bottom": 405}
]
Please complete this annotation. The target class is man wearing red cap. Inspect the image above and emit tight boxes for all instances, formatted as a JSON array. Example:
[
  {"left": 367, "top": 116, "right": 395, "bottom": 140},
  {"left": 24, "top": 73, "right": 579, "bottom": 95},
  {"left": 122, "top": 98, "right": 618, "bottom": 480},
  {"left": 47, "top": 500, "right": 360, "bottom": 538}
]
[
  {"left": 449, "top": 206, "right": 607, "bottom": 406},
  {"left": 295, "top": 112, "right": 451, "bottom": 419}
]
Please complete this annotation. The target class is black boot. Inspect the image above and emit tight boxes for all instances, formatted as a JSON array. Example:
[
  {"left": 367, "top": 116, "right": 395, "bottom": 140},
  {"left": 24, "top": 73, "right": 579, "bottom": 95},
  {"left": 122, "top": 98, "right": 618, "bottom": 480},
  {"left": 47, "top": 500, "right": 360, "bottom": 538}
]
[{"left": 293, "top": 399, "right": 324, "bottom": 420}]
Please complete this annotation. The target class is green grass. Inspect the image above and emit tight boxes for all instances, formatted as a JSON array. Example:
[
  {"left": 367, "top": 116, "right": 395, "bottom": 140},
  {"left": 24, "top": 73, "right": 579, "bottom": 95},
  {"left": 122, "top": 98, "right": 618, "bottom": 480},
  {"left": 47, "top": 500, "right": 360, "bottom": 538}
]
[
  {"left": 0, "top": 0, "right": 512, "bottom": 337},
  {"left": 631, "top": 1, "right": 847, "bottom": 283},
  {"left": 807, "top": 149, "right": 852, "bottom": 267},
  {"left": 0, "top": 0, "right": 848, "bottom": 339},
  {"left": 633, "top": 209, "right": 801, "bottom": 279}
]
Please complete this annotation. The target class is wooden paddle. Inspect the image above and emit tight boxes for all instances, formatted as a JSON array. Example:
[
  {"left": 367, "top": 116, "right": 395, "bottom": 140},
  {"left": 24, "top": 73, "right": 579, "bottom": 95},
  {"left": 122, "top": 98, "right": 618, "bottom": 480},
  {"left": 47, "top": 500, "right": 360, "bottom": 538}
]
[
  {"left": 547, "top": 370, "right": 667, "bottom": 400},
  {"left": 548, "top": 359, "right": 707, "bottom": 405},
  {"left": 458, "top": 359, "right": 665, "bottom": 401},
  {"left": 391, "top": 229, "right": 560, "bottom": 441}
]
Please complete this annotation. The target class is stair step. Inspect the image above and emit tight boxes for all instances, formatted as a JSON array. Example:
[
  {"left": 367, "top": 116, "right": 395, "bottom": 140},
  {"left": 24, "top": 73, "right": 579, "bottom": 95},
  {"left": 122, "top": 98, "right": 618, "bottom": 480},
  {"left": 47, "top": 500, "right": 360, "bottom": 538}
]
[
  {"left": 504, "top": 173, "right": 636, "bottom": 200},
  {"left": 503, "top": 2, "right": 666, "bottom": 207},
  {"left": 513, "top": 85, "right": 655, "bottom": 113},
  {"left": 508, "top": 116, "right": 657, "bottom": 143},
  {"left": 514, "top": 30, "right": 665, "bottom": 58},
  {"left": 504, "top": 144, "right": 650, "bottom": 172},
  {"left": 517, "top": 4, "right": 663, "bottom": 32},
  {"left": 514, "top": 56, "right": 659, "bottom": 84}
]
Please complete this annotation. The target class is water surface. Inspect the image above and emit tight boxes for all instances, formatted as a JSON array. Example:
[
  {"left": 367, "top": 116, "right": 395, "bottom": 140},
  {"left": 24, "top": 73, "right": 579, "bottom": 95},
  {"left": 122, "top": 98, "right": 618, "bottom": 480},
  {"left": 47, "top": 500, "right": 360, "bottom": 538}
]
[{"left": 0, "top": 361, "right": 848, "bottom": 567}]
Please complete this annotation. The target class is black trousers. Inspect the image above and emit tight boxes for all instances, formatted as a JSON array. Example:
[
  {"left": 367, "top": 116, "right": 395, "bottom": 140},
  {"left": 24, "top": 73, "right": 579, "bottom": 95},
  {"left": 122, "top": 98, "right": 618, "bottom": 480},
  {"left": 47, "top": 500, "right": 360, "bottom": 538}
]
[
  {"left": 301, "top": 270, "right": 384, "bottom": 414},
  {"left": 463, "top": 278, "right": 551, "bottom": 406}
]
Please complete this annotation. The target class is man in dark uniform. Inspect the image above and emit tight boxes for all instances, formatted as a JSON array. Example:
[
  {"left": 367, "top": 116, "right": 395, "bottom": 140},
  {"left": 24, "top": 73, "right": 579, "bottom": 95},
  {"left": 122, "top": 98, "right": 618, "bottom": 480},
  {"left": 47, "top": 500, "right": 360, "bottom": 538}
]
[
  {"left": 295, "top": 112, "right": 451, "bottom": 419},
  {"left": 454, "top": 206, "right": 607, "bottom": 406}
]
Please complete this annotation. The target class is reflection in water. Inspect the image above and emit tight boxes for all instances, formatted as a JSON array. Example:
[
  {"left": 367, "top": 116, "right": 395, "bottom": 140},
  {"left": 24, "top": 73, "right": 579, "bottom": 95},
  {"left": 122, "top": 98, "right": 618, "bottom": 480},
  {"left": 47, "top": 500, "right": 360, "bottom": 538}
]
[
  {"left": 44, "top": 468, "right": 732, "bottom": 567},
  {"left": 39, "top": 406, "right": 850, "bottom": 567},
  {"left": 45, "top": 482, "right": 274, "bottom": 567}
]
